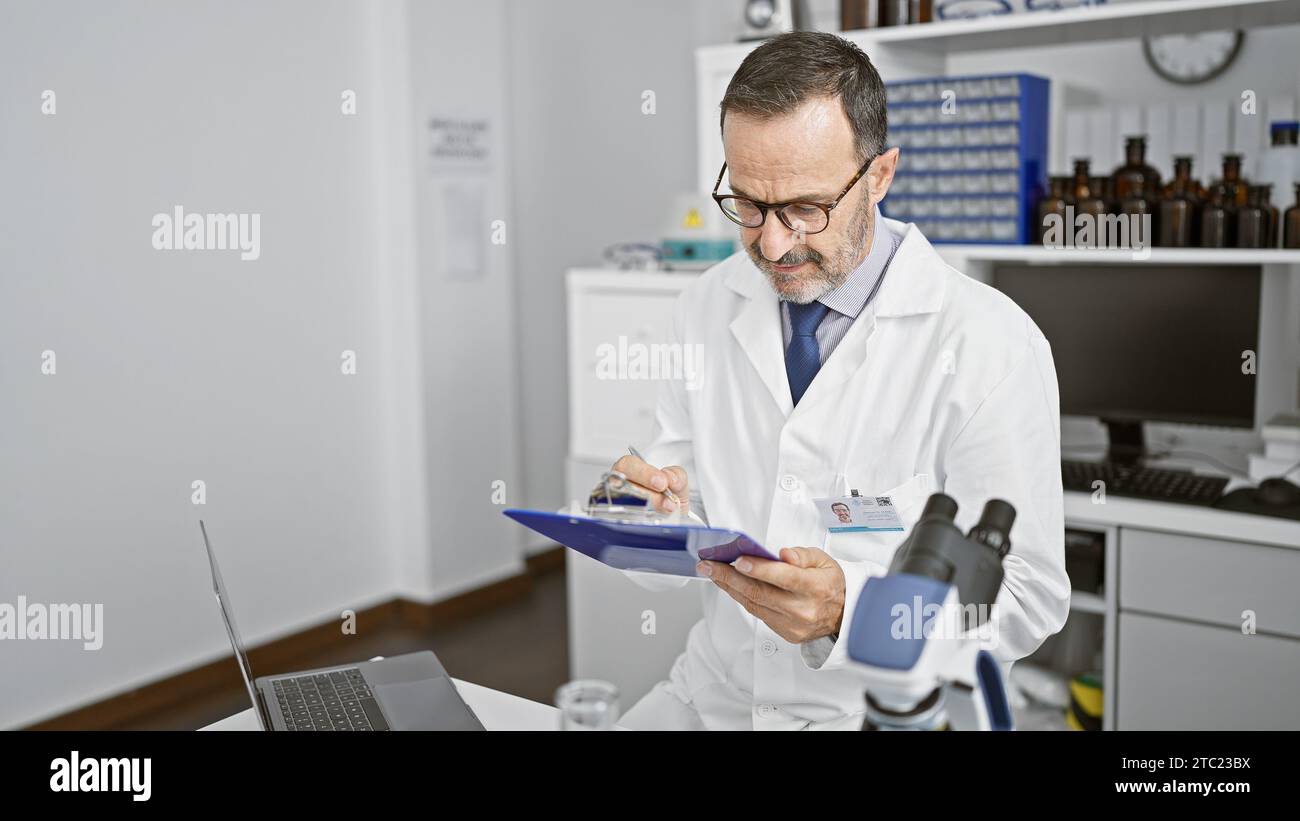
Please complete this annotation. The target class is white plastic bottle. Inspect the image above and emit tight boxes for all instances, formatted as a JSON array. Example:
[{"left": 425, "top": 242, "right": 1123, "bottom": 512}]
[{"left": 1258, "top": 122, "right": 1300, "bottom": 220}]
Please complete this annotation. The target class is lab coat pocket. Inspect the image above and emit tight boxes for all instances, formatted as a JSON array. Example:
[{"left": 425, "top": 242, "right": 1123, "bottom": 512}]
[{"left": 824, "top": 473, "right": 935, "bottom": 569}]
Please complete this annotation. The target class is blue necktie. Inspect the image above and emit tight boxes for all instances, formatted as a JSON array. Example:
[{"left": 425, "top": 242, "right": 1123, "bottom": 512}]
[{"left": 785, "top": 300, "right": 831, "bottom": 406}]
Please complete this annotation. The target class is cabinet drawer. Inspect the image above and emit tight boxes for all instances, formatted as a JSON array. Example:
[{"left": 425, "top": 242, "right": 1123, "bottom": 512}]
[
  {"left": 1117, "top": 613, "right": 1300, "bottom": 730},
  {"left": 569, "top": 288, "right": 683, "bottom": 458},
  {"left": 1119, "top": 528, "right": 1300, "bottom": 638}
]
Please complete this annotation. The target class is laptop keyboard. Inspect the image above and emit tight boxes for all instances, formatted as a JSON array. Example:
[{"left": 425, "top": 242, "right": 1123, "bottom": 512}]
[{"left": 272, "top": 668, "right": 389, "bottom": 731}]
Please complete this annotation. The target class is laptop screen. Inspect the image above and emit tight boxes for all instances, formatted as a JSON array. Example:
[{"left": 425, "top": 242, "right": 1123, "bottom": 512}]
[{"left": 199, "top": 520, "right": 267, "bottom": 729}]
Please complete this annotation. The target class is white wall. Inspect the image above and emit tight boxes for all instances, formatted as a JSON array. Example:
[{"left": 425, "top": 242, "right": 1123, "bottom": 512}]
[
  {"left": 408, "top": 0, "right": 525, "bottom": 597},
  {"left": 506, "top": 0, "right": 735, "bottom": 523},
  {"left": 0, "top": 0, "right": 391, "bottom": 727},
  {"left": 0, "top": 0, "right": 520, "bottom": 728}
]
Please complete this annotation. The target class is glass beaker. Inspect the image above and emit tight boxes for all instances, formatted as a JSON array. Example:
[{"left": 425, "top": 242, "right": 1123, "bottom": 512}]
[{"left": 555, "top": 680, "right": 620, "bottom": 730}]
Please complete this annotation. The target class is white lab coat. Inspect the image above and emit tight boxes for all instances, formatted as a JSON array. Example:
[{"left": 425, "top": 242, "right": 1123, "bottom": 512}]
[{"left": 637, "top": 216, "right": 1071, "bottom": 731}]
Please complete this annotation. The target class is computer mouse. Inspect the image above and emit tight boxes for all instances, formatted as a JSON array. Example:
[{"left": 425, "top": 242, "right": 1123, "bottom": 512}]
[{"left": 1256, "top": 477, "right": 1300, "bottom": 507}]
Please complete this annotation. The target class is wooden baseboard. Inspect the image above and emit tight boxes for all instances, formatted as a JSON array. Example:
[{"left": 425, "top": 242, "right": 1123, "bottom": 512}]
[
  {"left": 525, "top": 544, "right": 566, "bottom": 575},
  {"left": 24, "top": 546, "right": 565, "bottom": 730},
  {"left": 395, "top": 572, "right": 533, "bottom": 631}
]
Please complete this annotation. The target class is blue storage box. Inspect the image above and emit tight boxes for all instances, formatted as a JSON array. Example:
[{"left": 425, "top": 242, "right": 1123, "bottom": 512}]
[{"left": 880, "top": 73, "right": 1049, "bottom": 244}]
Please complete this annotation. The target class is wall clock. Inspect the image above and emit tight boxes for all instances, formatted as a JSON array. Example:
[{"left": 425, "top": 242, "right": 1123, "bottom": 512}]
[{"left": 1142, "top": 30, "right": 1245, "bottom": 85}]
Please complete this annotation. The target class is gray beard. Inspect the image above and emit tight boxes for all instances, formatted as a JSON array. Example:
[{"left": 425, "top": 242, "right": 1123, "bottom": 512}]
[{"left": 747, "top": 199, "right": 873, "bottom": 304}]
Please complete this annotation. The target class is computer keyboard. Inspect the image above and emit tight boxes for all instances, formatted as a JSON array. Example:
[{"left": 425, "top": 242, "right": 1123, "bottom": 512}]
[
  {"left": 1061, "top": 460, "right": 1228, "bottom": 506},
  {"left": 272, "top": 668, "right": 388, "bottom": 731}
]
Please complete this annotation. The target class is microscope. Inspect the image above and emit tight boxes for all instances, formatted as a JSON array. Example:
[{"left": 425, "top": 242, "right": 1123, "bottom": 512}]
[{"left": 845, "top": 493, "right": 1017, "bottom": 731}]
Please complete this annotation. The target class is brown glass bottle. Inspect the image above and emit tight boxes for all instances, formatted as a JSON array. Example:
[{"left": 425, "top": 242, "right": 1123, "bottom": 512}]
[
  {"left": 1036, "top": 176, "right": 1072, "bottom": 245},
  {"left": 1236, "top": 186, "right": 1268, "bottom": 248},
  {"left": 1260, "top": 184, "right": 1280, "bottom": 248},
  {"left": 1072, "top": 160, "right": 1107, "bottom": 248},
  {"left": 1112, "top": 136, "right": 1163, "bottom": 203},
  {"left": 1210, "top": 153, "right": 1249, "bottom": 209},
  {"left": 1170, "top": 157, "right": 1206, "bottom": 201},
  {"left": 1158, "top": 156, "right": 1201, "bottom": 247},
  {"left": 878, "top": 0, "right": 933, "bottom": 25},
  {"left": 1121, "top": 188, "right": 1160, "bottom": 247},
  {"left": 1093, "top": 176, "right": 1118, "bottom": 215},
  {"left": 1201, "top": 188, "right": 1235, "bottom": 247},
  {"left": 1285, "top": 184, "right": 1300, "bottom": 249}
]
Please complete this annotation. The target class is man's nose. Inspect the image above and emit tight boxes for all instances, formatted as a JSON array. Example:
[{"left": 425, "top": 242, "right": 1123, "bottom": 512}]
[{"left": 758, "top": 214, "right": 799, "bottom": 262}]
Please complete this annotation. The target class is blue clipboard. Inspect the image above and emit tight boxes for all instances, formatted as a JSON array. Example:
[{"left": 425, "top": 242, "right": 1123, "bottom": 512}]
[{"left": 503, "top": 509, "right": 779, "bottom": 577}]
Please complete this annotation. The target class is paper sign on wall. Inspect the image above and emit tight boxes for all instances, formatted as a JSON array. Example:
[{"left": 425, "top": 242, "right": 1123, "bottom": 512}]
[
  {"left": 438, "top": 179, "right": 485, "bottom": 280},
  {"left": 428, "top": 116, "right": 491, "bottom": 171}
]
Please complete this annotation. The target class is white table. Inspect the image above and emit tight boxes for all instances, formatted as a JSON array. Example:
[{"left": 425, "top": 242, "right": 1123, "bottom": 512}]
[{"left": 201, "top": 678, "right": 562, "bottom": 731}]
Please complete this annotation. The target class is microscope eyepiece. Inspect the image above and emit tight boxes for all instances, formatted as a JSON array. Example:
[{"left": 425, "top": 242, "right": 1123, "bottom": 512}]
[
  {"left": 968, "top": 499, "right": 1016, "bottom": 557},
  {"left": 920, "top": 493, "right": 958, "bottom": 522}
]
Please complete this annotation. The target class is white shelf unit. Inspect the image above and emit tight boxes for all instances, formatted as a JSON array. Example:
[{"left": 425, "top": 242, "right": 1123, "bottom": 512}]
[
  {"left": 934, "top": 245, "right": 1300, "bottom": 265},
  {"left": 696, "top": 0, "right": 1300, "bottom": 191},
  {"left": 853, "top": 0, "right": 1300, "bottom": 53}
]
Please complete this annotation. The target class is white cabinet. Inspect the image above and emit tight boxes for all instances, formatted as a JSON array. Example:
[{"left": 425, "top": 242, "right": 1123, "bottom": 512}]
[
  {"left": 1112, "top": 525, "right": 1300, "bottom": 729},
  {"left": 1119, "top": 529, "right": 1300, "bottom": 638},
  {"left": 1117, "top": 612, "right": 1300, "bottom": 730},
  {"left": 566, "top": 270, "right": 703, "bottom": 706},
  {"left": 566, "top": 270, "right": 694, "bottom": 461}
]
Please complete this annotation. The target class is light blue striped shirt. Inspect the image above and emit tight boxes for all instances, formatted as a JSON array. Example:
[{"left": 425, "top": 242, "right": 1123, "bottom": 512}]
[{"left": 780, "top": 207, "right": 901, "bottom": 363}]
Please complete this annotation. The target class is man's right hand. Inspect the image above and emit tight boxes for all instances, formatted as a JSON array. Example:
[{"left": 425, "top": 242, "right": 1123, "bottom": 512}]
[{"left": 610, "top": 455, "right": 689, "bottom": 515}]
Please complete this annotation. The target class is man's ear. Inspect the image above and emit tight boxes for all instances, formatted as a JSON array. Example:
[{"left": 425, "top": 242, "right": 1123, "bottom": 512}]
[{"left": 866, "top": 146, "right": 900, "bottom": 201}]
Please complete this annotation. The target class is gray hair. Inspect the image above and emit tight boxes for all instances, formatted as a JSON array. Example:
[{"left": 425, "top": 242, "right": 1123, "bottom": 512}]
[{"left": 719, "top": 31, "right": 888, "bottom": 164}]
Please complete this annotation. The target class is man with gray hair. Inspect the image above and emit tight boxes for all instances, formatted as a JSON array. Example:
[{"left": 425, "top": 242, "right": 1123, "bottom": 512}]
[{"left": 613, "top": 32, "right": 1069, "bottom": 730}]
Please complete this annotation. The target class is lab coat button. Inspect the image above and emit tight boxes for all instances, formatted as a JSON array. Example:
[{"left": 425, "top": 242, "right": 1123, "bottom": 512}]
[
  {"left": 757, "top": 704, "right": 777, "bottom": 717},
  {"left": 780, "top": 474, "right": 799, "bottom": 491},
  {"left": 760, "top": 640, "right": 777, "bottom": 657}
]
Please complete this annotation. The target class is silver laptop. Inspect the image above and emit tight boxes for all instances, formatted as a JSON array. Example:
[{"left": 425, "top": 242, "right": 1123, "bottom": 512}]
[{"left": 200, "top": 520, "right": 485, "bottom": 731}]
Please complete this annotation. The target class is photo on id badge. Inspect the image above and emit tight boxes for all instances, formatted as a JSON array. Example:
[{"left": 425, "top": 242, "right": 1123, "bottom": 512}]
[{"left": 814, "top": 491, "right": 907, "bottom": 533}]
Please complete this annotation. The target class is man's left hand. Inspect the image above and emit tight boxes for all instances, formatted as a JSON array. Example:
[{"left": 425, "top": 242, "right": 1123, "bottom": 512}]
[{"left": 699, "top": 547, "right": 845, "bottom": 644}]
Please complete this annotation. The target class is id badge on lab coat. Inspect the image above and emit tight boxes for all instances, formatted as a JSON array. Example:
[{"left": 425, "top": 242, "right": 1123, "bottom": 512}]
[{"left": 813, "top": 490, "right": 906, "bottom": 533}]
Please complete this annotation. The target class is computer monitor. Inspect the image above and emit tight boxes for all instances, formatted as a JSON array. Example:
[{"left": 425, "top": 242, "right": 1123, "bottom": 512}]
[{"left": 992, "top": 263, "right": 1261, "bottom": 464}]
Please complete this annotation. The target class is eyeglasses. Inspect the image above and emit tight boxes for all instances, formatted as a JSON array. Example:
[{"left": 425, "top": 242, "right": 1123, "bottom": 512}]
[{"left": 711, "top": 155, "right": 875, "bottom": 235}]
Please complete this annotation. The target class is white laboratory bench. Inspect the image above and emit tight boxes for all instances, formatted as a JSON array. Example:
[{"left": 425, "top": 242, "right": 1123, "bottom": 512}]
[
  {"left": 565, "top": 268, "right": 1300, "bottom": 731},
  {"left": 201, "top": 679, "right": 563, "bottom": 731}
]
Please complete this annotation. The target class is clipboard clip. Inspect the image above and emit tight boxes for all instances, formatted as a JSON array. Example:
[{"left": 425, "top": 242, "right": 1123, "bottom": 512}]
[{"left": 586, "top": 470, "right": 683, "bottom": 524}]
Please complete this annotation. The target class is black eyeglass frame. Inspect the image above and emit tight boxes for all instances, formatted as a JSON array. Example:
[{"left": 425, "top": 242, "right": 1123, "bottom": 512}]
[{"left": 710, "top": 154, "right": 877, "bottom": 234}]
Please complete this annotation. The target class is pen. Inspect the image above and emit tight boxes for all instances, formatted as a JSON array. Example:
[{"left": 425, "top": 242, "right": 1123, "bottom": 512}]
[{"left": 628, "top": 445, "right": 680, "bottom": 508}]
